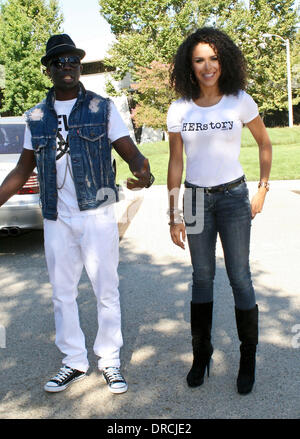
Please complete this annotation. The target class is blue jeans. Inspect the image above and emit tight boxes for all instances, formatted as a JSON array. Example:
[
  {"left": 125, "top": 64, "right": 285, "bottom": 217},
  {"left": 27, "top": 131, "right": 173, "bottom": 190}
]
[{"left": 184, "top": 179, "right": 256, "bottom": 310}]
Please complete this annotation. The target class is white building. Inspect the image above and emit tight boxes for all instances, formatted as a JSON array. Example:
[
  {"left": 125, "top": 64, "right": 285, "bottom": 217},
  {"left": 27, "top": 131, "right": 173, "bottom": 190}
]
[
  {"left": 78, "top": 36, "right": 164, "bottom": 144},
  {"left": 78, "top": 36, "right": 136, "bottom": 142}
]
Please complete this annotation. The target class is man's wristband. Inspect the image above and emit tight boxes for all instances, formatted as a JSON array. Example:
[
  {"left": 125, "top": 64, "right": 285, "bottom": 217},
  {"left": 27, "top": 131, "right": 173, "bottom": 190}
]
[{"left": 145, "top": 173, "right": 155, "bottom": 188}]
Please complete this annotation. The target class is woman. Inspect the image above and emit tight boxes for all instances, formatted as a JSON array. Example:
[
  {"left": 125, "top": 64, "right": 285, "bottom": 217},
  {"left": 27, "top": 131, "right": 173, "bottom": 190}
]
[{"left": 167, "top": 27, "right": 272, "bottom": 395}]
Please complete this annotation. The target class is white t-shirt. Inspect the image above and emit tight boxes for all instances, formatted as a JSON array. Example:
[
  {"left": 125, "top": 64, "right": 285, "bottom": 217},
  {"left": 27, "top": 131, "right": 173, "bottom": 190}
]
[
  {"left": 167, "top": 90, "right": 259, "bottom": 187},
  {"left": 24, "top": 99, "right": 129, "bottom": 216}
]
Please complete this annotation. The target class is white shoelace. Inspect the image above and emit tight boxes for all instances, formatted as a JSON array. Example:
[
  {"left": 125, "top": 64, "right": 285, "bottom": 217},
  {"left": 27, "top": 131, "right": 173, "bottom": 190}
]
[
  {"left": 103, "top": 367, "right": 125, "bottom": 383},
  {"left": 52, "top": 366, "right": 73, "bottom": 383}
]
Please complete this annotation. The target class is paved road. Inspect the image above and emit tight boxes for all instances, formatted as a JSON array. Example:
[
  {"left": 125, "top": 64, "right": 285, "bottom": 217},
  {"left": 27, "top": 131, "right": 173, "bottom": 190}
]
[{"left": 0, "top": 181, "right": 299, "bottom": 419}]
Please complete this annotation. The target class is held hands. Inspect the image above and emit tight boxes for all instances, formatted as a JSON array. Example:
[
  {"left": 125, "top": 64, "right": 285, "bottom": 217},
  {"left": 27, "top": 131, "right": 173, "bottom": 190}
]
[{"left": 127, "top": 158, "right": 151, "bottom": 190}]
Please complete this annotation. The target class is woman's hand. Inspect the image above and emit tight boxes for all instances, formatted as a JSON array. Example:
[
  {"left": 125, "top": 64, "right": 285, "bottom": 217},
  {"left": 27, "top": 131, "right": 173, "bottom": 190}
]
[
  {"left": 250, "top": 188, "right": 267, "bottom": 219},
  {"left": 246, "top": 116, "right": 272, "bottom": 220},
  {"left": 170, "top": 223, "right": 186, "bottom": 249}
]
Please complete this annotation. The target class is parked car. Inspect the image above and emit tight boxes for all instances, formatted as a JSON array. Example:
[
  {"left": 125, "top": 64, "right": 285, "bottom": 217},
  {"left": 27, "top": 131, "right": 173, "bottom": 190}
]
[{"left": 0, "top": 116, "right": 43, "bottom": 236}]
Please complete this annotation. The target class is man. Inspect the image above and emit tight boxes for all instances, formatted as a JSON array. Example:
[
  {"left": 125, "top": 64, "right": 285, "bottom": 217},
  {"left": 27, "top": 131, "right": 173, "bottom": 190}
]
[{"left": 0, "top": 34, "right": 154, "bottom": 394}]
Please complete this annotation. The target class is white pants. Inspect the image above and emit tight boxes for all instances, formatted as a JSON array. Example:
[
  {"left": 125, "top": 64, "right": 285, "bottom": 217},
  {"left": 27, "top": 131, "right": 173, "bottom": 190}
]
[{"left": 43, "top": 206, "right": 123, "bottom": 372}]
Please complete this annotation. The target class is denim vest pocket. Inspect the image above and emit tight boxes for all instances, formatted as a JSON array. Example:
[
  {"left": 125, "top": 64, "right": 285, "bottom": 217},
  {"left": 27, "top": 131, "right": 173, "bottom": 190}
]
[
  {"left": 31, "top": 137, "right": 49, "bottom": 170},
  {"left": 77, "top": 127, "right": 106, "bottom": 187},
  {"left": 31, "top": 137, "right": 54, "bottom": 174},
  {"left": 31, "top": 137, "right": 49, "bottom": 151},
  {"left": 77, "top": 126, "right": 105, "bottom": 143}
]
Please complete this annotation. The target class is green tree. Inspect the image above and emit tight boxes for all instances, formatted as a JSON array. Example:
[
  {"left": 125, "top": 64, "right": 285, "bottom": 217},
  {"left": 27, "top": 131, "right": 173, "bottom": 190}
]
[
  {"left": 0, "top": 65, "right": 5, "bottom": 89},
  {"left": 100, "top": 0, "right": 299, "bottom": 128},
  {"left": 291, "top": 27, "right": 300, "bottom": 91},
  {"left": 99, "top": 0, "right": 242, "bottom": 80},
  {"left": 130, "top": 61, "right": 176, "bottom": 129},
  {"left": 100, "top": 0, "right": 241, "bottom": 128},
  {"left": 0, "top": 0, "right": 63, "bottom": 116},
  {"left": 223, "top": 0, "right": 300, "bottom": 115}
]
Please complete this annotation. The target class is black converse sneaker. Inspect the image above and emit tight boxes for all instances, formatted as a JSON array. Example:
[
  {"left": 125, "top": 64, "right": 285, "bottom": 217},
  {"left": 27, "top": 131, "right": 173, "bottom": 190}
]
[
  {"left": 44, "top": 366, "right": 86, "bottom": 392},
  {"left": 102, "top": 367, "right": 128, "bottom": 394}
]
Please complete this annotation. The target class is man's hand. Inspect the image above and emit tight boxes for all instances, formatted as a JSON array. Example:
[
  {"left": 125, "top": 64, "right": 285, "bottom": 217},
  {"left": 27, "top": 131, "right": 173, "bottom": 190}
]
[
  {"left": 126, "top": 158, "right": 151, "bottom": 190},
  {"left": 112, "top": 136, "right": 153, "bottom": 190}
]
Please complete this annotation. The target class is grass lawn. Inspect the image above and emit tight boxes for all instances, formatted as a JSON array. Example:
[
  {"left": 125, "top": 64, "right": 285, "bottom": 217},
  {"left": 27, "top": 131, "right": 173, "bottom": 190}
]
[{"left": 113, "top": 126, "right": 300, "bottom": 184}]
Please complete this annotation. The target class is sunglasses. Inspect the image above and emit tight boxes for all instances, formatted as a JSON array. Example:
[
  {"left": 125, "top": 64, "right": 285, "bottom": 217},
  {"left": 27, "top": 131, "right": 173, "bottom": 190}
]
[{"left": 50, "top": 56, "right": 81, "bottom": 69}]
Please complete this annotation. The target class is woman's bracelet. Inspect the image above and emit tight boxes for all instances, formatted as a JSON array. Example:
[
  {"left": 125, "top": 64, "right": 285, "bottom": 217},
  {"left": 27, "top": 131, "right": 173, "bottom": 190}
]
[
  {"left": 167, "top": 208, "right": 183, "bottom": 225},
  {"left": 167, "top": 207, "right": 182, "bottom": 215},
  {"left": 168, "top": 219, "right": 184, "bottom": 226}
]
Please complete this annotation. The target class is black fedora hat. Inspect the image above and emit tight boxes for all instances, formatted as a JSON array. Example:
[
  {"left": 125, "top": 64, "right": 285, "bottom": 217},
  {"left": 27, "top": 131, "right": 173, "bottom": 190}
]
[{"left": 41, "top": 34, "right": 86, "bottom": 66}]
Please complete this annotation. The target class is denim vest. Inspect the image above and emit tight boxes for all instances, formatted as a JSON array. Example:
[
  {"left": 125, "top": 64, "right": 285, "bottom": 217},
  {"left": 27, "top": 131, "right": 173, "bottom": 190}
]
[{"left": 25, "top": 82, "right": 118, "bottom": 220}]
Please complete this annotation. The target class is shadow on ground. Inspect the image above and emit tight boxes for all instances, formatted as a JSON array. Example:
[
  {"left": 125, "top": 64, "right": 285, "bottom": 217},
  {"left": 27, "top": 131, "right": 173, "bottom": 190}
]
[{"left": 0, "top": 230, "right": 299, "bottom": 419}]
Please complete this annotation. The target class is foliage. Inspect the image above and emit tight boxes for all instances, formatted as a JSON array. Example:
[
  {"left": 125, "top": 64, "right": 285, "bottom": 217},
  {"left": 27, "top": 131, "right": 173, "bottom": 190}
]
[
  {"left": 131, "top": 61, "right": 176, "bottom": 129},
  {"left": 291, "top": 28, "right": 300, "bottom": 90},
  {"left": 223, "top": 0, "right": 300, "bottom": 114},
  {"left": 99, "top": 0, "right": 299, "bottom": 127},
  {"left": 0, "top": 0, "right": 63, "bottom": 115},
  {"left": 0, "top": 65, "right": 5, "bottom": 89},
  {"left": 99, "top": 0, "right": 241, "bottom": 128}
]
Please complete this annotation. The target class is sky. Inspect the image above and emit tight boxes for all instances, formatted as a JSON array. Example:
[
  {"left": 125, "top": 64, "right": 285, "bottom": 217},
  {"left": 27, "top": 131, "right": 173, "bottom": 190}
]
[{"left": 57, "top": 0, "right": 115, "bottom": 61}]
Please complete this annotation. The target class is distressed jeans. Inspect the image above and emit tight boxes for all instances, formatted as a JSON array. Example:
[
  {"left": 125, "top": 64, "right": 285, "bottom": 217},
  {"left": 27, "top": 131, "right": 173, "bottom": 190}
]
[{"left": 185, "top": 180, "right": 256, "bottom": 310}]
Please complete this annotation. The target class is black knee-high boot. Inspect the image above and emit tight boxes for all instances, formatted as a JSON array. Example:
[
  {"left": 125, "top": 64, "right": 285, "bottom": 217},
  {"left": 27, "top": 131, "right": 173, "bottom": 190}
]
[
  {"left": 186, "top": 301, "right": 213, "bottom": 387},
  {"left": 235, "top": 305, "right": 258, "bottom": 395}
]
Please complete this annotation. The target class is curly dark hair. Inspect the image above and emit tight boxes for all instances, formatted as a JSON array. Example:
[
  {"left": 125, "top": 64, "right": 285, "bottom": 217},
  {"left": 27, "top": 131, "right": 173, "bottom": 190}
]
[{"left": 170, "top": 27, "right": 247, "bottom": 100}]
